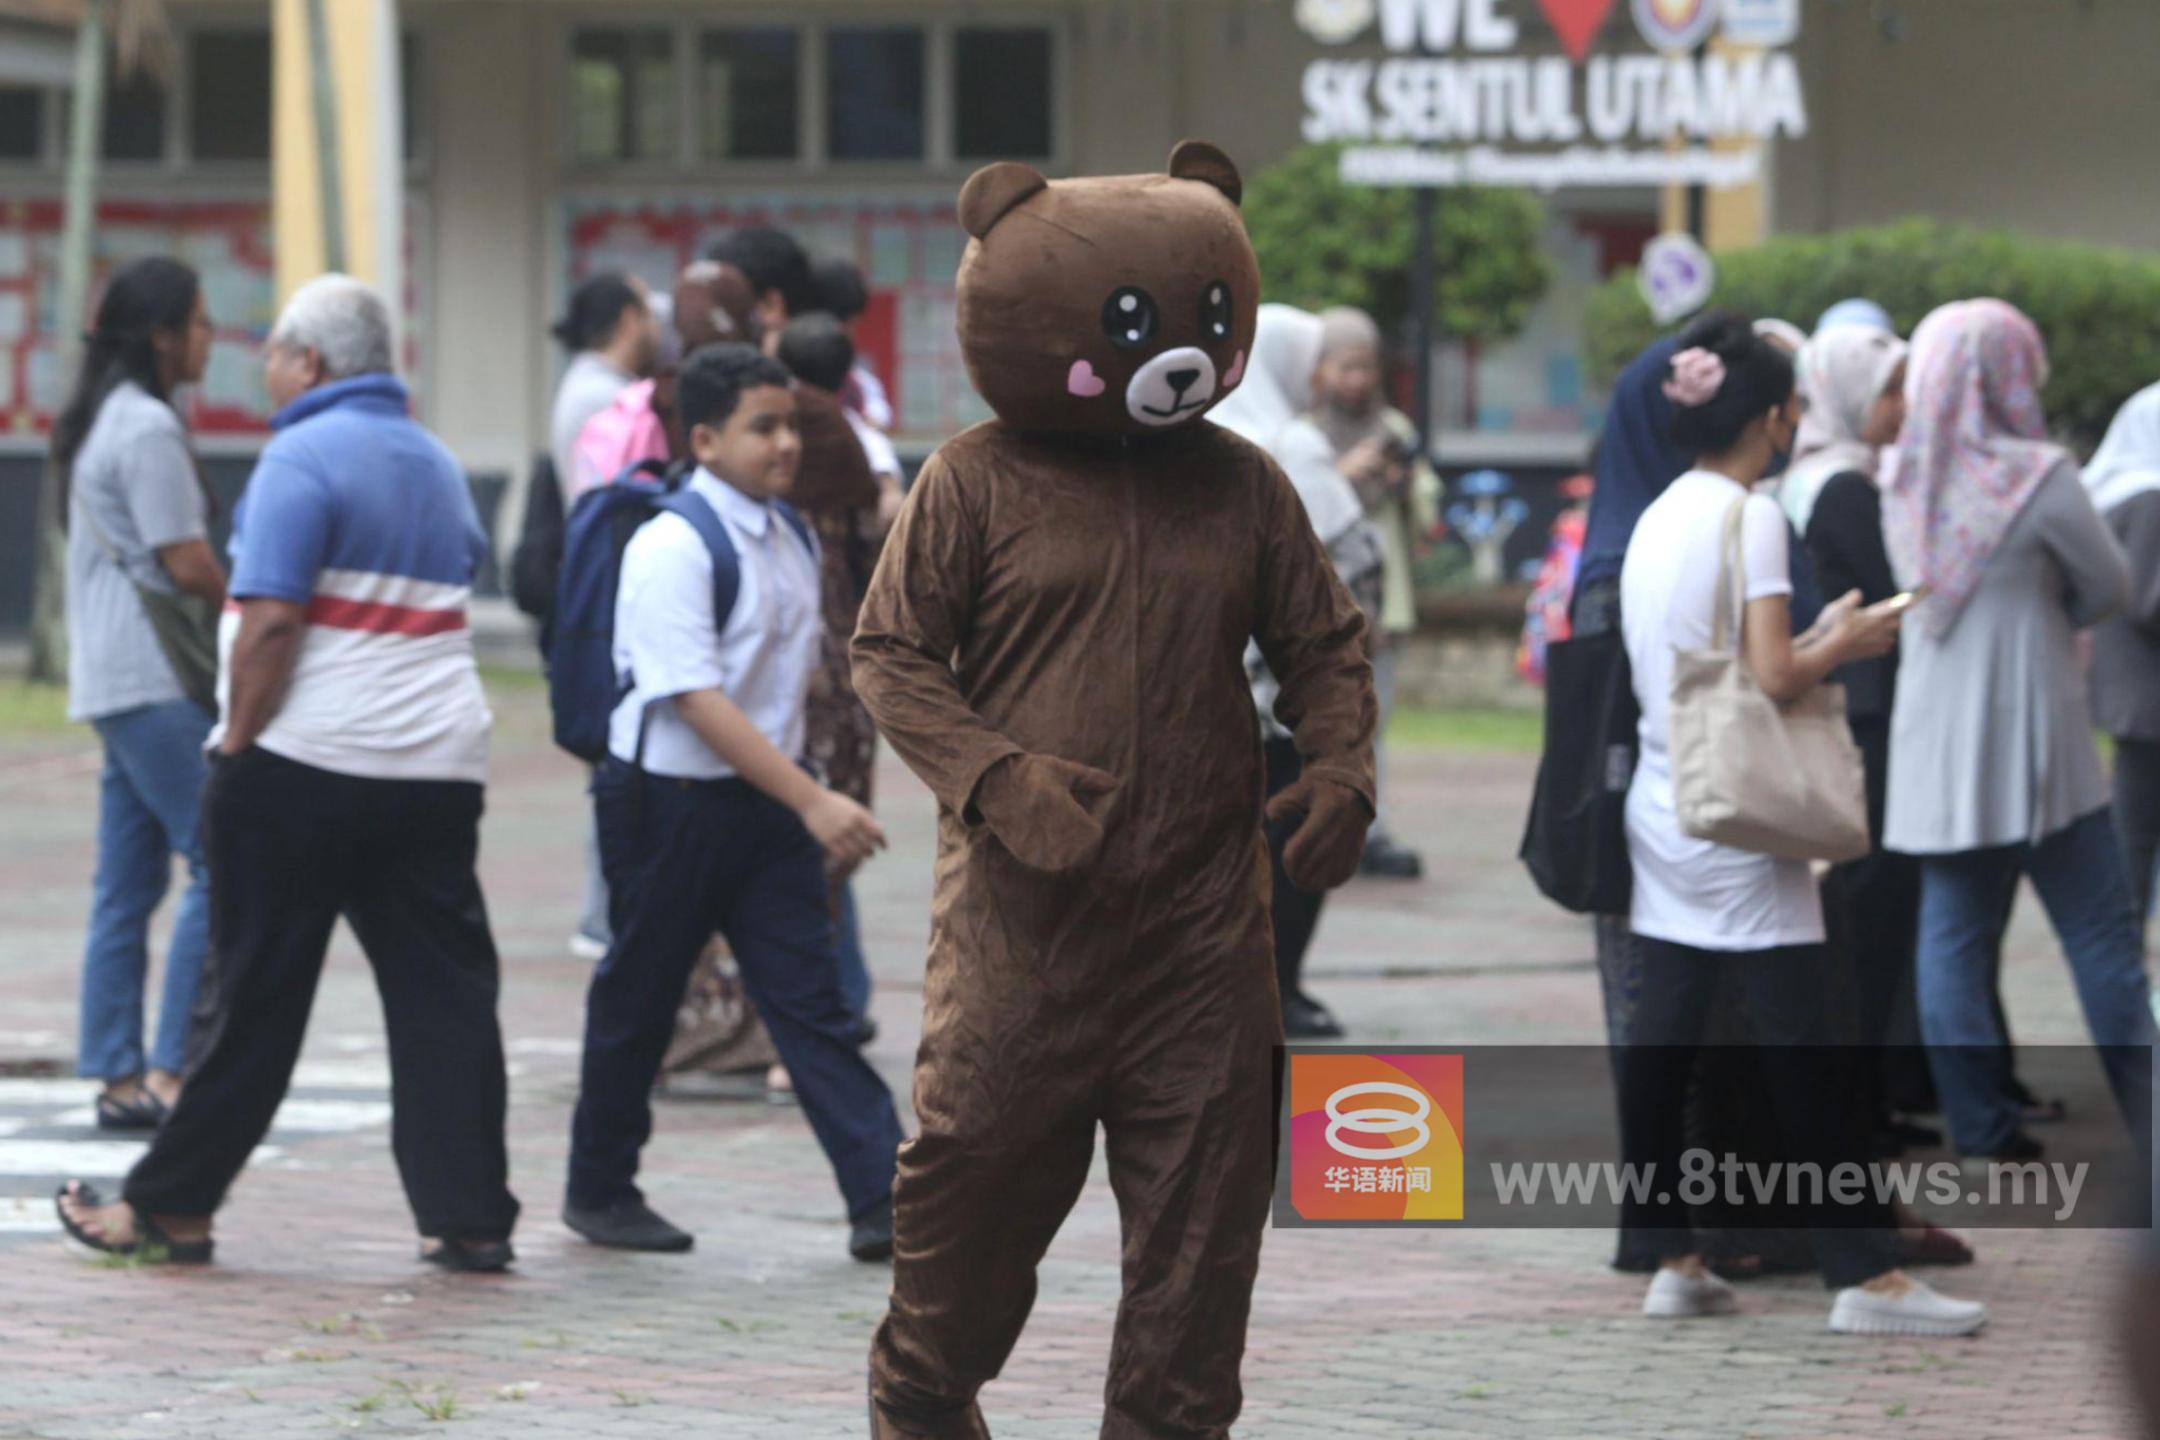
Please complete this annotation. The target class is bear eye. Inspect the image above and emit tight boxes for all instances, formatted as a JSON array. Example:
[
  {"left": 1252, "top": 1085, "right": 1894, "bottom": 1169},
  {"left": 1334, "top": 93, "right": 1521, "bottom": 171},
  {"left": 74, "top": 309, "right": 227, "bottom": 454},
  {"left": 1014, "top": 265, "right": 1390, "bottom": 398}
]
[
  {"left": 1100, "top": 287, "right": 1160, "bottom": 350},
  {"left": 1199, "top": 280, "right": 1233, "bottom": 343}
]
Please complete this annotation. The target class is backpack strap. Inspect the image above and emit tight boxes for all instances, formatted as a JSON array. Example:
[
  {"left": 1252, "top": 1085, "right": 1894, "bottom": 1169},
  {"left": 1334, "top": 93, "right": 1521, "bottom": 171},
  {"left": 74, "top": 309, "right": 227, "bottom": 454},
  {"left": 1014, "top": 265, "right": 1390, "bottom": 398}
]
[{"left": 655, "top": 489, "right": 743, "bottom": 634}]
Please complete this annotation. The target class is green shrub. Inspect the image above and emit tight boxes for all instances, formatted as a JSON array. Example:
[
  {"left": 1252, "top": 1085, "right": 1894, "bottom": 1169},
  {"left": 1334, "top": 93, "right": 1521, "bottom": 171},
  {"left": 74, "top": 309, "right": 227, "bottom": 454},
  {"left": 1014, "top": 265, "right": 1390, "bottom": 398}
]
[
  {"left": 1584, "top": 220, "right": 2160, "bottom": 448},
  {"left": 1243, "top": 143, "right": 1552, "bottom": 344}
]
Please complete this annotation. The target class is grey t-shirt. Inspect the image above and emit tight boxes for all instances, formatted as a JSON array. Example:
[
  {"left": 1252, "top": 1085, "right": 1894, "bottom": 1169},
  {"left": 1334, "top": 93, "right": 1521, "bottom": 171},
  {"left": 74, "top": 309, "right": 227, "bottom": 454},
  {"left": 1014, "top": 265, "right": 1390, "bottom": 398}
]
[{"left": 64, "top": 382, "right": 209, "bottom": 721}]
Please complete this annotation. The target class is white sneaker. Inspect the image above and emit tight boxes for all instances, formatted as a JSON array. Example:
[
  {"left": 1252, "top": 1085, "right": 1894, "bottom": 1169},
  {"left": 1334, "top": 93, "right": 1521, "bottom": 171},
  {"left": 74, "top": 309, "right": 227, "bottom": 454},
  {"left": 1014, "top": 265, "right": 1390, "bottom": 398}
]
[
  {"left": 1642, "top": 1266, "right": 1738, "bottom": 1318},
  {"left": 568, "top": 932, "right": 609, "bottom": 962},
  {"left": 1828, "top": 1280, "right": 1987, "bottom": 1337}
]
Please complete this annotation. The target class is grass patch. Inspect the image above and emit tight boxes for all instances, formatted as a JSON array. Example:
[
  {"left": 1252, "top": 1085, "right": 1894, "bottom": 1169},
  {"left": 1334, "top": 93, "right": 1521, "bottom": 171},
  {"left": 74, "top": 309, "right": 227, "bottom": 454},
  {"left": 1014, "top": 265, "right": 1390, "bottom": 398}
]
[
  {"left": 0, "top": 681, "right": 72, "bottom": 738},
  {"left": 1387, "top": 706, "right": 1543, "bottom": 754},
  {"left": 478, "top": 663, "right": 546, "bottom": 694}
]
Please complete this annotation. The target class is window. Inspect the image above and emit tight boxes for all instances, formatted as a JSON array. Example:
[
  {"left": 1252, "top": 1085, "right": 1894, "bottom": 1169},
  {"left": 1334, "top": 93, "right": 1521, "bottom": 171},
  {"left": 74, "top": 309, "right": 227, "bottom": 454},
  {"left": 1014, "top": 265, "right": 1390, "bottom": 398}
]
[
  {"left": 825, "top": 27, "right": 922, "bottom": 162},
  {"left": 699, "top": 29, "right": 796, "bottom": 161},
  {"left": 570, "top": 28, "right": 677, "bottom": 163},
  {"left": 189, "top": 31, "right": 271, "bottom": 161},
  {"left": 102, "top": 58, "right": 166, "bottom": 161},
  {"left": 0, "top": 89, "right": 40, "bottom": 161},
  {"left": 953, "top": 28, "right": 1053, "bottom": 161}
]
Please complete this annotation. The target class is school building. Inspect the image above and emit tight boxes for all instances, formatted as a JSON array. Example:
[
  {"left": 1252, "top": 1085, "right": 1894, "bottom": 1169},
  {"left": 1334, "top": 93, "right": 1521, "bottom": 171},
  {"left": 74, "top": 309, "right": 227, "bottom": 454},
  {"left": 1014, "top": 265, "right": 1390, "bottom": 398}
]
[{"left": 1, "top": 0, "right": 2154, "bottom": 629}]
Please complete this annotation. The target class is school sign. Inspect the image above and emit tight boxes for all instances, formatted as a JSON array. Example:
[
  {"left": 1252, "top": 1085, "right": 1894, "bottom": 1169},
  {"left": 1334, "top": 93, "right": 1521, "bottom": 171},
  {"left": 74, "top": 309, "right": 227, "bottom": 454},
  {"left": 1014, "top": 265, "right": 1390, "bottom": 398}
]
[{"left": 1297, "top": 0, "right": 1807, "bottom": 190}]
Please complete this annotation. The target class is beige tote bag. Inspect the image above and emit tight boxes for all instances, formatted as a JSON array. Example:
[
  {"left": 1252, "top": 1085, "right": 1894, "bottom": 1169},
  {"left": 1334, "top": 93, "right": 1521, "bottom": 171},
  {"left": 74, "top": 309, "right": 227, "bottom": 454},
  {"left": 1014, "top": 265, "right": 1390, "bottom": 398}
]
[{"left": 1668, "top": 496, "right": 1871, "bottom": 863}]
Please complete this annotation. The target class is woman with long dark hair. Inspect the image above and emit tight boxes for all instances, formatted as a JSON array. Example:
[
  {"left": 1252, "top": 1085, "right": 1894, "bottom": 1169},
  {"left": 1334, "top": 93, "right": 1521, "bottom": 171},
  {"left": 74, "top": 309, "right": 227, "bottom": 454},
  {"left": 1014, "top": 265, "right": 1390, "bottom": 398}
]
[{"left": 56, "top": 256, "right": 226, "bottom": 1129}]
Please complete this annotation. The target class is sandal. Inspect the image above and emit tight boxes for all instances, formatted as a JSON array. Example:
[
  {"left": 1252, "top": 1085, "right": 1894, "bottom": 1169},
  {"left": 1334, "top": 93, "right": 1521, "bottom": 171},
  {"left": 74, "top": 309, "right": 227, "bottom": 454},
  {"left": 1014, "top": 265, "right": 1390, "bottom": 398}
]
[
  {"left": 53, "top": 1182, "right": 213, "bottom": 1264},
  {"left": 94, "top": 1087, "right": 168, "bottom": 1132},
  {"left": 420, "top": 1236, "right": 515, "bottom": 1273}
]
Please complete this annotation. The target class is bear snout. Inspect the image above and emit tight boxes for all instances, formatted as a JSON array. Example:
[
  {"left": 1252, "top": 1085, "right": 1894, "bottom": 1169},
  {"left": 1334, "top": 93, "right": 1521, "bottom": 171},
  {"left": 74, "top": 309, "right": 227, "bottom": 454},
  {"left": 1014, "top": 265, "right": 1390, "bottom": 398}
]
[{"left": 1125, "top": 347, "right": 1218, "bottom": 426}]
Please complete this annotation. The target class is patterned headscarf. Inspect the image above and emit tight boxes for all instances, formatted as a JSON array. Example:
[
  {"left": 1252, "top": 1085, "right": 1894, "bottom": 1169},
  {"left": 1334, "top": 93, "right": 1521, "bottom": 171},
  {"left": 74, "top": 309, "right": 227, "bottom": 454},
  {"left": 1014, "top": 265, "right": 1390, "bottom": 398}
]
[{"left": 1881, "top": 299, "right": 2066, "bottom": 638}]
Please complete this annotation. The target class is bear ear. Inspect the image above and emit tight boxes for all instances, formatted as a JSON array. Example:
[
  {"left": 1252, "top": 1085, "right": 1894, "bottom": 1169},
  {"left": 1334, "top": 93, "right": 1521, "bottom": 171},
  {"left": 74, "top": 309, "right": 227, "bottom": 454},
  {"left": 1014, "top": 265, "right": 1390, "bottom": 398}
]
[
  {"left": 1167, "top": 140, "right": 1242, "bottom": 207},
  {"left": 958, "top": 161, "right": 1048, "bottom": 239}
]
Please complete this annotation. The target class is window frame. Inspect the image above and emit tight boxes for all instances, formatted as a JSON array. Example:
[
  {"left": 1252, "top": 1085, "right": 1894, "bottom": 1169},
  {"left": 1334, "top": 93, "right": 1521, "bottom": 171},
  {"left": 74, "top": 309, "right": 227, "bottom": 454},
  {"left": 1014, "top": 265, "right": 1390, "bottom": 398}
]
[
  {"left": 694, "top": 23, "right": 805, "bottom": 165},
  {"left": 555, "top": 8, "right": 1066, "bottom": 181},
  {"left": 0, "top": 12, "right": 431, "bottom": 179}
]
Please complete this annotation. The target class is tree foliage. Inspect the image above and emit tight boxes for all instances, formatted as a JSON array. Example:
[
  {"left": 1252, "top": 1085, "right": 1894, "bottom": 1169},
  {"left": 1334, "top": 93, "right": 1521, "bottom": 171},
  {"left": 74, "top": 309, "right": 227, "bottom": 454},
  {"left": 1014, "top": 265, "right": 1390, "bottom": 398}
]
[
  {"left": 1585, "top": 219, "right": 2160, "bottom": 448},
  {"left": 1242, "top": 144, "right": 1552, "bottom": 344}
]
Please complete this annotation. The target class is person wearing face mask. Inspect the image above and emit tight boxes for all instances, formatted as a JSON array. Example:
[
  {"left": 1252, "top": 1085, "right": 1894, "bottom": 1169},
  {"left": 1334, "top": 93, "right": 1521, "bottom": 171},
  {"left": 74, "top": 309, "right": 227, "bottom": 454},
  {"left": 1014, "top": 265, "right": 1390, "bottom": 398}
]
[{"left": 1614, "top": 309, "right": 1985, "bottom": 1334}]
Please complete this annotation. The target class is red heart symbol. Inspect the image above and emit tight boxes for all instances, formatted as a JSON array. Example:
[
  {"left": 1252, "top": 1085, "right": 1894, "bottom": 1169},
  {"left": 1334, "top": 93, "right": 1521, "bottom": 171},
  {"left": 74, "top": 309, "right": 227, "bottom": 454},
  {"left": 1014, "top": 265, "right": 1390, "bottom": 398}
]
[{"left": 1538, "top": 0, "right": 1616, "bottom": 63}]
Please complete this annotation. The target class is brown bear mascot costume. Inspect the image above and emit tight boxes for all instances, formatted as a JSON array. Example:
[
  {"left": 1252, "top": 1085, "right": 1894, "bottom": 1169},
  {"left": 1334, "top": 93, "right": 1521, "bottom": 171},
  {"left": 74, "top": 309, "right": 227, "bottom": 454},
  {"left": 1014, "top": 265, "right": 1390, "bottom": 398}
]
[{"left": 853, "top": 140, "right": 1379, "bottom": 1440}]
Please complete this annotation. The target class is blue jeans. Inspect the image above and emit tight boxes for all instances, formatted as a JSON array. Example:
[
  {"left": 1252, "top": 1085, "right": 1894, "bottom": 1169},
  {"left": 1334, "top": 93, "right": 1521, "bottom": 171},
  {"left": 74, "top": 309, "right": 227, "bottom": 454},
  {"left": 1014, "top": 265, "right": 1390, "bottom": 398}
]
[
  {"left": 79, "top": 700, "right": 212, "bottom": 1080},
  {"left": 1916, "top": 808, "right": 2156, "bottom": 1154}
]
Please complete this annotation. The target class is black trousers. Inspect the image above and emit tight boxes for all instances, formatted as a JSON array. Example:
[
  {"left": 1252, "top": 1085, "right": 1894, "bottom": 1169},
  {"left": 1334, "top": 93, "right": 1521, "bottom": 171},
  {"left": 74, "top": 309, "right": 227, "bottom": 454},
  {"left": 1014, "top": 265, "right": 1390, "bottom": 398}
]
[
  {"left": 1616, "top": 935, "right": 1897, "bottom": 1289},
  {"left": 1821, "top": 715, "right": 1931, "bottom": 1114},
  {"left": 1264, "top": 736, "right": 1325, "bottom": 1008},
  {"left": 2115, "top": 736, "right": 2160, "bottom": 928},
  {"left": 567, "top": 759, "right": 903, "bottom": 1219},
  {"left": 125, "top": 748, "right": 519, "bottom": 1242}
]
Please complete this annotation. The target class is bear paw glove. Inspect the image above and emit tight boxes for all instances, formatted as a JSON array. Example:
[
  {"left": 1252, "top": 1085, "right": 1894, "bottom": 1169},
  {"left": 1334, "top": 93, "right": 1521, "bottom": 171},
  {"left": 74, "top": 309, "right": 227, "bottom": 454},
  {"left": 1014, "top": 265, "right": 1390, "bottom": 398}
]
[
  {"left": 974, "top": 753, "right": 1121, "bottom": 875},
  {"left": 1266, "top": 775, "right": 1374, "bottom": 893}
]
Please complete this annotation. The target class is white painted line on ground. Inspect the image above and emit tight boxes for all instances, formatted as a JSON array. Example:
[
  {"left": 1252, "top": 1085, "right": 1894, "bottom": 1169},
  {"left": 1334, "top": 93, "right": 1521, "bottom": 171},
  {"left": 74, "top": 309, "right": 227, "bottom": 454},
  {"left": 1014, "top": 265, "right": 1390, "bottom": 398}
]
[
  {"left": 48, "top": 1098, "right": 393, "bottom": 1133},
  {"left": 0, "top": 1139, "right": 285, "bottom": 1178},
  {"left": 0, "top": 1196, "right": 59, "bottom": 1233},
  {"left": 0, "top": 1078, "right": 98, "bottom": 1105},
  {"left": 507, "top": 1038, "right": 585, "bottom": 1056}
]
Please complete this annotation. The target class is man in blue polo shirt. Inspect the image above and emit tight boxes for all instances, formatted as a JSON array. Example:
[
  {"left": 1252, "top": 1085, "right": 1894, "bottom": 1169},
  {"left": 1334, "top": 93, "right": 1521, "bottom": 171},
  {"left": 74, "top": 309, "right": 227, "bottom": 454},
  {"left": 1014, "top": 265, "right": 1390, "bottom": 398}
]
[{"left": 56, "top": 275, "right": 520, "bottom": 1272}]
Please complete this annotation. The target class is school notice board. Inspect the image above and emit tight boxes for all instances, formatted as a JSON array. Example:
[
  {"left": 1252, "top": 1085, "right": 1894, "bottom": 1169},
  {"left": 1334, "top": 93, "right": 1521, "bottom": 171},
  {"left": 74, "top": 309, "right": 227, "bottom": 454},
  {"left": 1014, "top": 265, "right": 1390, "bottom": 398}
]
[{"left": 0, "top": 197, "right": 426, "bottom": 442}]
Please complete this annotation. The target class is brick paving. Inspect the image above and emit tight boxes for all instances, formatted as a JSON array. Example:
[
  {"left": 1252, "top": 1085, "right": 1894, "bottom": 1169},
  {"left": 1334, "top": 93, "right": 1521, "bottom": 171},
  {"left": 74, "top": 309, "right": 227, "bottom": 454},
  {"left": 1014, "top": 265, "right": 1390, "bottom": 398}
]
[{"left": 0, "top": 685, "right": 2144, "bottom": 1438}]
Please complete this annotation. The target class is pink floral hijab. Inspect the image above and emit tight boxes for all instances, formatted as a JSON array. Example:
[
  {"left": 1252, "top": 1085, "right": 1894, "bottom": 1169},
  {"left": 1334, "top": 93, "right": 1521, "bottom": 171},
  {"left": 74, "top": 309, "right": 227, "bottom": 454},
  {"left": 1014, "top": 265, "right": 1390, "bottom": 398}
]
[{"left": 1881, "top": 299, "right": 2068, "bottom": 638}]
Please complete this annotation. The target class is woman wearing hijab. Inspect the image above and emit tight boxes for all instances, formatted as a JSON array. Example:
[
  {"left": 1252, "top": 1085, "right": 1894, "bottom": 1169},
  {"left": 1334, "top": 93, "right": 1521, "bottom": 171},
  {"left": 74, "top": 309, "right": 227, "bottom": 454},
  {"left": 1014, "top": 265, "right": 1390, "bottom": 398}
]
[
  {"left": 1817, "top": 298, "right": 1896, "bottom": 337},
  {"left": 2086, "top": 382, "right": 2160, "bottom": 937},
  {"left": 1214, "top": 304, "right": 1382, "bottom": 1039},
  {"left": 1287, "top": 307, "right": 1442, "bottom": 882},
  {"left": 1789, "top": 324, "right": 1958, "bottom": 1158},
  {"left": 1884, "top": 301, "right": 2156, "bottom": 1162}
]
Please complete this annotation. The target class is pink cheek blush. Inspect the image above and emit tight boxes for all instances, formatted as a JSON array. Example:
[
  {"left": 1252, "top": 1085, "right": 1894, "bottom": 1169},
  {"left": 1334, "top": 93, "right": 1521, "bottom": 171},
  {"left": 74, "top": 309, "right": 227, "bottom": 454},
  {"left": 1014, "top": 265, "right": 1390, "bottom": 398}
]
[
  {"left": 1067, "top": 360, "right": 1107, "bottom": 398},
  {"left": 1222, "top": 349, "right": 1246, "bottom": 389}
]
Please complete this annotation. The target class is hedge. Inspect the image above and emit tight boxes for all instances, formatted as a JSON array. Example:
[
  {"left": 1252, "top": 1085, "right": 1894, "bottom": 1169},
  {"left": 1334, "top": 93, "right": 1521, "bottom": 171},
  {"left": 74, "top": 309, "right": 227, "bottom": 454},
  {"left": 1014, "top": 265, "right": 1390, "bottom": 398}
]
[{"left": 1583, "top": 220, "right": 2160, "bottom": 448}]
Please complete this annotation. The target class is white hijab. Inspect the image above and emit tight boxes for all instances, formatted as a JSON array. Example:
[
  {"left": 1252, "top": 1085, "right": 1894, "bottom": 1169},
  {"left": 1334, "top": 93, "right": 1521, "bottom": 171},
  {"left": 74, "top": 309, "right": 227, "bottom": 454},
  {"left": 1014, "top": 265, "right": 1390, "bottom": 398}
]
[
  {"left": 1210, "top": 302, "right": 1364, "bottom": 544},
  {"left": 1779, "top": 325, "right": 1907, "bottom": 534},
  {"left": 2085, "top": 381, "right": 2160, "bottom": 516}
]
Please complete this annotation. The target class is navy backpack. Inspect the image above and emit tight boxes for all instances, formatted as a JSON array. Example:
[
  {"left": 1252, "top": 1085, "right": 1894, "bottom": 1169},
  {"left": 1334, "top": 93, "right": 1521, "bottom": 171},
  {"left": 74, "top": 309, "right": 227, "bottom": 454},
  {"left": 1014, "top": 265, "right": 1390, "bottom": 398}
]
[{"left": 547, "top": 458, "right": 813, "bottom": 764}]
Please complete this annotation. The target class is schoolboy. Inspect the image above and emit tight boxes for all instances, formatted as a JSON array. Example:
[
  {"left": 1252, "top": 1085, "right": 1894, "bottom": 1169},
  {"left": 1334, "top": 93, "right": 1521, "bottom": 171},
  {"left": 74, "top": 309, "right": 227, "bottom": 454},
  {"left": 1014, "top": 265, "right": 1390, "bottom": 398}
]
[{"left": 563, "top": 343, "right": 903, "bottom": 1260}]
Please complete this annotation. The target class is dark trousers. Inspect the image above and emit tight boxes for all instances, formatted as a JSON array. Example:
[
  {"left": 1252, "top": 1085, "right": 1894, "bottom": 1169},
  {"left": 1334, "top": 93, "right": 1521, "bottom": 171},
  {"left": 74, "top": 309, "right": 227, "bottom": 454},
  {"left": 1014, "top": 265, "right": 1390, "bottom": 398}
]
[
  {"left": 2115, "top": 736, "right": 2160, "bottom": 927},
  {"left": 1821, "top": 715, "right": 1931, "bottom": 1113},
  {"left": 124, "top": 748, "right": 519, "bottom": 1242},
  {"left": 1616, "top": 935, "right": 1897, "bottom": 1289},
  {"left": 567, "top": 758, "right": 903, "bottom": 1219},
  {"left": 1264, "top": 736, "right": 1325, "bottom": 1008}
]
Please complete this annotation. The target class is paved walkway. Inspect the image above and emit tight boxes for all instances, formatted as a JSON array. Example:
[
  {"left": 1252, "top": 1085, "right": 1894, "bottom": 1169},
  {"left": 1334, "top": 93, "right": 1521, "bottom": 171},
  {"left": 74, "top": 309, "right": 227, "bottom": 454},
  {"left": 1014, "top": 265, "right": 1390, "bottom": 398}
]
[{"left": 0, "top": 686, "right": 2143, "bottom": 1438}]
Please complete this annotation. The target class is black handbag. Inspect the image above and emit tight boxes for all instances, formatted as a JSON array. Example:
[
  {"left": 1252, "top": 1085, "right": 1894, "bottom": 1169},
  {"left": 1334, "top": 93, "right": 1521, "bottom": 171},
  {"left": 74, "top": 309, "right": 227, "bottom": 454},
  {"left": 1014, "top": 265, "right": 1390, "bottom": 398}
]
[{"left": 1519, "top": 624, "right": 1639, "bottom": 915}]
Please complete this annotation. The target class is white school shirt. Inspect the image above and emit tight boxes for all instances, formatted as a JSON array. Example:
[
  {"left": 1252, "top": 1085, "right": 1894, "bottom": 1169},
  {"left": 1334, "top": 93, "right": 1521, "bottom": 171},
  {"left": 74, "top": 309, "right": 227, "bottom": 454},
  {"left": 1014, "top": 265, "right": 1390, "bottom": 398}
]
[
  {"left": 606, "top": 469, "right": 822, "bottom": 780},
  {"left": 1619, "top": 470, "right": 1823, "bottom": 951}
]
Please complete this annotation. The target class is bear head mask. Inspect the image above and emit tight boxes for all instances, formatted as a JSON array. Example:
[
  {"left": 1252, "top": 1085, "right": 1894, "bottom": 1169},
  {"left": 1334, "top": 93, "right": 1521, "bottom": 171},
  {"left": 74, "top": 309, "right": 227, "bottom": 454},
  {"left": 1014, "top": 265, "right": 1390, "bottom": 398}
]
[{"left": 954, "top": 140, "right": 1260, "bottom": 437}]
